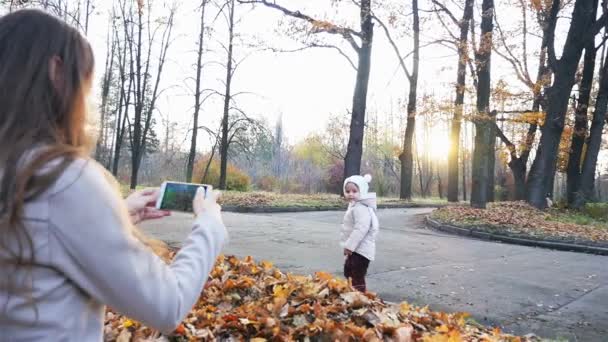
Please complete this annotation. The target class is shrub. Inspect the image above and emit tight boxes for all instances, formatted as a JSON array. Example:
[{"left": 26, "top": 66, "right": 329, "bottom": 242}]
[
  {"left": 192, "top": 157, "right": 250, "bottom": 191},
  {"left": 583, "top": 202, "right": 608, "bottom": 221},
  {"left": 256, "top": 175, "right": 279, "bottom": 192}
]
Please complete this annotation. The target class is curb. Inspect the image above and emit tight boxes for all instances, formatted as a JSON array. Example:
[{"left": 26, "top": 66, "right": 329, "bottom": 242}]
[
  {"left": 425, "top": 217, "right": 608, "bottom": 256},
  {"left": 222, "top": 203, "right": 446, "bottom": 213}
]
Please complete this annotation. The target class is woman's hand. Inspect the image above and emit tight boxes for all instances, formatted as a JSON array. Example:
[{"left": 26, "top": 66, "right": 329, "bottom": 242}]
[
  {"left": 126, "top": 188, "right": 171, "bottom": 225},
  {"left": 344, "top": 248, "right": 352, "bottom": 256},
  {"left": 193, "top": 186, "right": 222, "bottom": 223}
]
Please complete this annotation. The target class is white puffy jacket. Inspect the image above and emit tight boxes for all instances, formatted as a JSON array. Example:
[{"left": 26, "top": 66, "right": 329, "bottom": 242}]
[{"left": 340, "top": 194, "right": 380, "bottom": 261}]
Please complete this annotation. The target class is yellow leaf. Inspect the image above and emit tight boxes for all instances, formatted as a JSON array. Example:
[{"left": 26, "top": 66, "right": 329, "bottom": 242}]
[
  {"left": 437, "top": 325, "right": 450, "bottom": 333},
  {"left": 315, "top": 271, "right": 333, "bottom": 281},
  {"left": 260, "top": 260, "right": 273, "bottom": 271},
  {"left": 273, "top": 284, "right": 292, "bottom": 299},
  {"left": 122, "top": 319, "right": 134, "bottom": 328}
]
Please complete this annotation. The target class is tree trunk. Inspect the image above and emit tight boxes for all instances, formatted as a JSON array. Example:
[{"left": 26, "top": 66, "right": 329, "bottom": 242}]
[
  {"left": 187, "top": 0, "right": 207, "bottom": 183},
  {"left": 417, "top": 151, "right": 424, "bottom": 197},
  {"left": 399, "top": 0, "right": 419, "bottom": 200},
  {"left": 447, "top": 0, "right": 474, "bottom": 202},
  {"left": 129, "top": 6, "right": 145, "bottom": 190},
  {"left": 437, "top": 167, "right": 444, "bottom": 199},
  {"left": 527, "top": 0, "right": 598, "bottom": 208},
  {"left": 470, "top": 0, "right": 494, "bottom": 209},
  {"left": 95, "top": 23, "right": 115, "bottom": 164},
  {"left": 219, "top": 0, "right": 235, "bottom": 190},
  {"left": 344, "top": 0, "right": 373, "bottom": 179},
  {"left": 567, "top": 44, "right": 596, "bottom": 204},
  {"left": 202, "top": 141, "right": 218, "bottom": 184},
  {"left": 572, "top": 50, "right": 608, "bottom": 208},
  {"left": 487, "top": 117, "right": 496, "bottom": 202},
  {"left": 462, "top": 122, "right": 468, "bottom": 201}
]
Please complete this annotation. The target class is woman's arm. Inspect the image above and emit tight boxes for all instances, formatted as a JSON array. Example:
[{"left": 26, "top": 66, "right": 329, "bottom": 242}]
[{"left": 48, "top": 161, "right": 227, "bottom": 333}]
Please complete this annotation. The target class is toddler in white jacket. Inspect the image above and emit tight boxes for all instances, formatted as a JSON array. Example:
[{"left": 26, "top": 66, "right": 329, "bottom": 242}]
[{"left": 341, "top": 174, "right": 380, "bottom": 292}]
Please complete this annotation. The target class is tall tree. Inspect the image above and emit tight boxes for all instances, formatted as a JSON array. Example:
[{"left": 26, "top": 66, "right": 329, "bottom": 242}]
[
  {"left": 239, "top": 0, "right": 374, "bottom": 181},
  {"left": 526, "top": 0, "right": 604, "bottom": 208},
  {"left": 491, "top": 0, "right": 553, "bottom": 200},
  {"left": 470, "top": 0, "right": 495, "bottom": 208},
  {"left": 95, "top": 16, "right": 116, "bottom": 166},
  {"left": 567, "top": 42, "right": 597, "bottom": 204},
  {"left": 399, "top": 0, "right": 420, "bottom": 200},
  {"left": 442, "top": 0, "right": 474, "bottom": 202},
  {"left": 219, "top": 0, "right": 236, "bottom": 190},
  {"left": 373, "top": 0, "right": 420, "bottom": 200},
  {"left": 572, "top": 34, "right": 608, "bottom": 208},
  {"left": 187, "top": 0, "right": 209, "bottom": 183},
  {"left": 111, "top": 12, "right": 133, "bottom": 176},
  {"left": 118, "top": 0, "right": 176, "bottom": 189}
]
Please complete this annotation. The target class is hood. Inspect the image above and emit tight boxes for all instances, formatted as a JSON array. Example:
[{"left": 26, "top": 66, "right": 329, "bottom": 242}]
[{"left": 354, "top": 193, "right": 377, "bottom": 210}]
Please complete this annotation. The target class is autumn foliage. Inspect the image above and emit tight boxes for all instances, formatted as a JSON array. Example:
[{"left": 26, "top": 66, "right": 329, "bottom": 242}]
[
  {"left": 192, "top": 157, "right": 251, "bottom": 191},
  {"left": 104, "top": 255, "right": 539, "bottom": 341}
]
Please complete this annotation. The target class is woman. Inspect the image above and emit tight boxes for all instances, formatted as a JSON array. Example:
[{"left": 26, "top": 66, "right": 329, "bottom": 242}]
[{"left": 0, "top": 9, "right": 228, "bottom": 341}]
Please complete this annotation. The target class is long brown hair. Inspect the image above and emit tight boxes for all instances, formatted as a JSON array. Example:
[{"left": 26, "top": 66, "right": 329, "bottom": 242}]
[{"left": 0, "top": 9, "right": 95, "bottom": 290}]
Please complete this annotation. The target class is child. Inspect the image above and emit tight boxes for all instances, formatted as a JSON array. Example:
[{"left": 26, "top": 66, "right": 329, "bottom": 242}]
[
  {"left": 0, "top": 10, "right": 227, "bottom": 340},
  {"left": 341, "top": 174, "right": 380, "bottom": 292}
]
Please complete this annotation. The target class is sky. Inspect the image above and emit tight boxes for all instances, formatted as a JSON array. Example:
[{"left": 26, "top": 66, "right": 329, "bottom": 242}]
[
  {"left": 5, "top": 0, "right": 605, "bottom": 169},
  {"left": 80, "top": 0, "right": 536, "bottom": 152}
]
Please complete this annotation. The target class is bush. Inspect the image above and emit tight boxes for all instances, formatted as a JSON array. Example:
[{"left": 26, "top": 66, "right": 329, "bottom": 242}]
[
  {"left": 256, "top": 175, "right": 279, "bottom": 192},
  {"left": 583, "top": 202, "right": 608, "bottom": 221},
  {"left": 192, "top": 157, "right": 251, "bottom": 191},
  {"left": 325, "top": 160, "right": 344, "bottom": 194}
]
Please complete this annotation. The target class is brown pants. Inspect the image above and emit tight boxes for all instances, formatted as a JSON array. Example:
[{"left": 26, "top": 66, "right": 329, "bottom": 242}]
[{"left": 344, "top": 252, "right": 370, "bottom": 292}]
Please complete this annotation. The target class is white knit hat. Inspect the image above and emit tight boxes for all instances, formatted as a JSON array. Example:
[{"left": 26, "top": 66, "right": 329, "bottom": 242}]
[{"left": 343, "top": 174, "right": 373, "bottom": 197}]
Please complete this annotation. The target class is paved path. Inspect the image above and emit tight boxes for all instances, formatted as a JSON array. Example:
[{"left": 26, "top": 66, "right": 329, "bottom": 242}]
[{"left": 141, "top": 208, "right": 608, "bottom": 341}]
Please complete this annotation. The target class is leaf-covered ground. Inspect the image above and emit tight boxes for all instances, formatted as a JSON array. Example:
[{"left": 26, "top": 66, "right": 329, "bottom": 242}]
[
  {"left": 218, "top": 192, "right": 449, "bottom": 209},
  {"left": 104, "top": 255, "right": 539, "bottom": 342},
  {"left": 120, "top": 184, "right": 449, "bottom": 210},
  {"left": 431, "top": 202, "right": 608, "bottom": 244}
]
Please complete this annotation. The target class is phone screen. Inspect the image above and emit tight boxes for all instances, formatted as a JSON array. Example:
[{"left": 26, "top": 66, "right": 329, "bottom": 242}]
[{"left": 159, "top": 182, "right": 206, "bottom": 212}]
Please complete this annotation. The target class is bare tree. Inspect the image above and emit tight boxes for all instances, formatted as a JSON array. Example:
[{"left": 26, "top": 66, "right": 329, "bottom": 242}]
[
  {"left": 431, "top": 0, "right": 475, "bottom": 202},
  {"left": 95, "top": 14, "right": 117, "bottom": 166},
  {"left": 238, "top": 0, "right": 374, "bottom": 183},
  {"left": 117, "top": 0, "right": 176, "bottom": 189},
  {"left": 470, "top": 0, "right": 495, "bottom": 209},
  {"left": 187, "top": 0, "right": 210, "bottom": 183},
  {"left": 219, "top": 0, "right": 237, "bottom": 190}
]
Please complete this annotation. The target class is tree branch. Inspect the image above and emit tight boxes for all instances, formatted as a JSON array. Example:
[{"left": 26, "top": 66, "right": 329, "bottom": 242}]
[
  {"left": 237, "top": 0, "right": 362, "bottom": 51},
  {"left": 265, "top": 44, "right": 358, "bottom": 71},
  {"left": 494, "top": 9, "right": 533, "bottom": 88},
  {"left": 431, "top": 0, "right": 460, "bottom": 26},
  {"left": 372, "top": 13, "right": 412, "bottom": 80}
]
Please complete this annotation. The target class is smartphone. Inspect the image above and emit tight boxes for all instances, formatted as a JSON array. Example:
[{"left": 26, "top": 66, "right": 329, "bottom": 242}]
[{"left": 156, "top": 181, "right": 208, "bottom": 212}]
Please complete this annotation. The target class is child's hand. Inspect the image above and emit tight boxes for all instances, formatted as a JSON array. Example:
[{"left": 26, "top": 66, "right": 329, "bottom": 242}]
[{"left": 343, "top": 249, "right": 352, "bottom": 256}]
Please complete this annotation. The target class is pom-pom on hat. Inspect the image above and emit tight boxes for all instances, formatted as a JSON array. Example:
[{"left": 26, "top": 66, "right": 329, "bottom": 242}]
[{"left": 343, "top": 174, "right": 372, "bottom": 196}]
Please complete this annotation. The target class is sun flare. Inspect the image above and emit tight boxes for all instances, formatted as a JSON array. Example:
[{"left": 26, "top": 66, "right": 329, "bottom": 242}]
[{"left": 426, "top": 133, "right": 451, "bottom": 160}]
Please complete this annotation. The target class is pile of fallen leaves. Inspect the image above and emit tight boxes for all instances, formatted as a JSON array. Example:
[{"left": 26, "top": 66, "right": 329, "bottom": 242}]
[
  {"left": 431, "top": 201, "right": 608, "bottom": 243},
  {"left": 104, "top": 255, "right": 538, "bottom": 341}
]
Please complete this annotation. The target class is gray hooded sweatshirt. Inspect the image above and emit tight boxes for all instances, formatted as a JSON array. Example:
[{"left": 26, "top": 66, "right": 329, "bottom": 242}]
[{"left": 0, "top": 158, "right": 227, "bottom": 341}]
